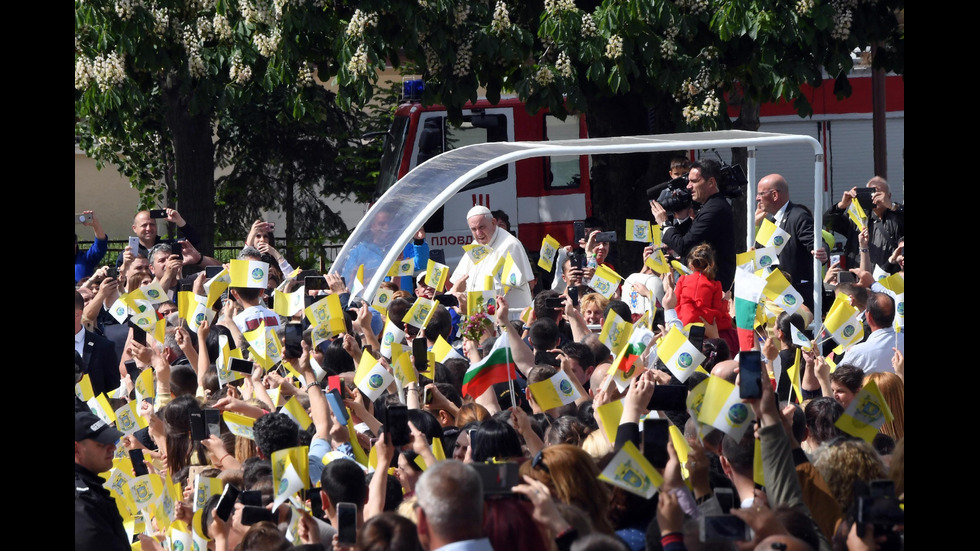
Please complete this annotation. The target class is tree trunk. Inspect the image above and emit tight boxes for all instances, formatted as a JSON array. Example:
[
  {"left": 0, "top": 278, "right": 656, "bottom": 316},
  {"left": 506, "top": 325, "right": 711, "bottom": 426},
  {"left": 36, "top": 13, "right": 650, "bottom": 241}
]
[
  {"left": 285, "top": 174, "right": 295, "bottom": 263},
  {"left": 732, "top": 100, "right": 760, "bottom": 253},
  {"left": 164, "top": 86, "right": 216, "bottom": 255},
  {"left": 584, "top": 90, "right": 680, "bottom": 275}
]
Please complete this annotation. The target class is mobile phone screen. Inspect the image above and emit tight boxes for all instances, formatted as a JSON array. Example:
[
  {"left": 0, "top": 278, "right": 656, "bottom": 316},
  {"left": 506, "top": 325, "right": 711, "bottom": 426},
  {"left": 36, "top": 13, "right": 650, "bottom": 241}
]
[{"left": 738, "top": 351, "right": 763, "bottom": 399}]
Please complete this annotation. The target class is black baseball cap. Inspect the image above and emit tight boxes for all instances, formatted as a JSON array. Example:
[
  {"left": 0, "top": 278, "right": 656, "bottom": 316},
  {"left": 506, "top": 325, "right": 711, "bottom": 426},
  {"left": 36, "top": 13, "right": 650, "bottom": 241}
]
[{"left": 75, "top": 411, "right": 124, "bottom": 444}]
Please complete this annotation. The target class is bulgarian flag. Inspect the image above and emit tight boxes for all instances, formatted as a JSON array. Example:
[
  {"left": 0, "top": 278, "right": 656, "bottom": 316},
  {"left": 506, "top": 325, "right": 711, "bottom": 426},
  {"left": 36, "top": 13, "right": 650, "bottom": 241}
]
[
  {"left": 461, "top": 333, "right": 519, "bottom": 399},
  {"left": 734, "top": 269, "right": 767, "bottom": 352},
  {"left": 611, "top": 326, "right": 655, "bottom": 373}
]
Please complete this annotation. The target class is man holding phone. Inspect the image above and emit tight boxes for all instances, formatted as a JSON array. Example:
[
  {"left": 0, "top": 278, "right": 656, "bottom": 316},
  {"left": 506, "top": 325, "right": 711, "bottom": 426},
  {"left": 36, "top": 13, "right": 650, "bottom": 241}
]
[
  {"left": 824, "top": 176, "right": 904, "bottom": 274},
  {"left": 116, "top": 207, "right": 202, "bottom": 267},
  {"left": 75, "top": 411, "right": 129, "bottom": 551}
]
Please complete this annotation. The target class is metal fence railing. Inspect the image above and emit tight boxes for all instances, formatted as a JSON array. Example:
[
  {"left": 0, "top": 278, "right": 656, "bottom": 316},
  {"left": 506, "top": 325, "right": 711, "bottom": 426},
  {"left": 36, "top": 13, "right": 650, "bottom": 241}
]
[{"left": 79, "top": 238, "right": 345, "bottom": 273}]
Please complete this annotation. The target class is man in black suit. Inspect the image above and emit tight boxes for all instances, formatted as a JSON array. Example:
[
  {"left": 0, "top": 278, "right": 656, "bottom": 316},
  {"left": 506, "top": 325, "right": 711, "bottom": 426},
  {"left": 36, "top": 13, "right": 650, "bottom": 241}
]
[
  {"left": 75, "top": 292, "right": 120, "bottom": 396},
  {"left": 651, "top": 159, "right": 737, "bottom": 292},
  {"left": 755, "top": 174, "right": 828, "bottom": 311}
]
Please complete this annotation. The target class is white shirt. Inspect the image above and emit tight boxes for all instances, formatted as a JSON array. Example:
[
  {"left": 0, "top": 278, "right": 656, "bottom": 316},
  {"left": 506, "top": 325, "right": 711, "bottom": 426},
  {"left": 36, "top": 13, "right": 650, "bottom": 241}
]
[
  {"left": 772, "top": 201, "right": 790, "bottom": 226},
  {"left": 842, "top": 327, "right": 904, "bottom": 374},
  {"left": 451, "top": 227, "right": 534, "bottom": 312},
  {"left": 75, "top": 326, "right": 86, "bottom": 358}
]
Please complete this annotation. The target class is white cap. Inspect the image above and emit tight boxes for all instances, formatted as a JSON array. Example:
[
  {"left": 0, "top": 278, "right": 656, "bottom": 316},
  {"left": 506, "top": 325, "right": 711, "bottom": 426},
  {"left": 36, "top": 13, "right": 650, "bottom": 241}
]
[{"left": 466, "top": 205, "right": 492, "bottom": 220}]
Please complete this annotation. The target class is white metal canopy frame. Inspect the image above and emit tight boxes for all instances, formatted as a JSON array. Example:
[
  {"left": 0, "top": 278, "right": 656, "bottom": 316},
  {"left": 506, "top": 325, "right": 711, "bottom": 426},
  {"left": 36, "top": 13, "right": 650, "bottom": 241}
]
[{"left": 331, "top": 130, "right": 827, "bottom": 329}]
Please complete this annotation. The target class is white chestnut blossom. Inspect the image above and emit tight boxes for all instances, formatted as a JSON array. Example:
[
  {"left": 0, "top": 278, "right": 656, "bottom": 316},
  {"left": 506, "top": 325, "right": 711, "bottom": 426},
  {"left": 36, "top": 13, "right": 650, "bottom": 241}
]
[
  {"left": 347, "top": 43, "right": 370, "bottom": 76},
  {"left": 544, "top": 0, "right": 576, "bottom": 15},
  {"left": 91, "top": 51, "right": 127, "bottom": 90},
  {"left": 345, "top": 10, "right": 378, "bottom": 38},
  {"left": 454, "top": 4, "right": 470, "bottom": 25},
  {"left": 535, "top": 65, "right": 555, "bottom": 86},
  {"left": 229, "top": 54, "right": 252, "bottom": 84},
  {"left": 151, "top": 8, "right": 170, "bottom": 36},
  {"left": 795, "top": 0, "right": 814, "bottom": 16},
  {"left": 556, "top": 51, "right": 573, "bottom": 78},
  {"left": 454, "top": 36, "right": 474, "bottom": 77},
  {"left": 605, "top": 34, "right": 623, "bottom": 59},
  {"left": 491, "top": 1, "right": 511, "bottom": 34},
  {"left": 297, "top": 61, "right": 316, "bottom": 87},
  {"left": 676, "top": 0, "right": 710, "bottom": 14},
  {"left": 253, "top": 28, "right": 282, "bottom": 57},
  {"left": 213, "top": 13, "right": 232, "bottom": 41},
  {"left": 115, "top": 0, "right": 139, "bottom": 21},
  {"left": 75, "top": 58, "right": 94, "bottom": 90},
  {"left": 580, "top": 13, "right": 597, "bottom": 37}
]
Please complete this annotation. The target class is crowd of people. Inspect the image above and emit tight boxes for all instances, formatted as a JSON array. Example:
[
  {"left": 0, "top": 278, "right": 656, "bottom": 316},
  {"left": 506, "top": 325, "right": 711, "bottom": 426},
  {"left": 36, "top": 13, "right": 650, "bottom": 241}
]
[{"left": 75, "top": 160, "right": 904, "bottom": 551}]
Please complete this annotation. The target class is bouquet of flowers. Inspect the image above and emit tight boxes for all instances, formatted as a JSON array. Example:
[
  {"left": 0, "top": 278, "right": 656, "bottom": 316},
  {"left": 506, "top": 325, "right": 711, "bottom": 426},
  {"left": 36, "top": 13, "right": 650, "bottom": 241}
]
[{"left": 461, "top": 303, "right": 495, "bottom": 343}]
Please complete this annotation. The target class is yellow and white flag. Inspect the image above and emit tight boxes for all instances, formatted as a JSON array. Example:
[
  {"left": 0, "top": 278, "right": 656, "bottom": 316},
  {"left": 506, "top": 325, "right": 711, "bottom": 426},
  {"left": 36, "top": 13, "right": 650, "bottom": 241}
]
[
  {"left": 139, "top": 281, "right": 170, "bottom": 305},
  {"left": 893, "top": 292, "right": 904, "bottom": 332},
  {"left": 596, "top": 398, "right": 624, "bottom": 444},
  {"left": 107, "top": 298, "right": 131, "bottom": 324},
  {"left": 463, "top": 243, "right": 493, "bottom": 265},
  {"left": 281, "top": 396, "right": 313, "bottom": 431},
  {"left": 75, "top": 374, "right": 94, "bottom": 402},
  {"left": 425, "top": 259, "right": 450, "bottom": 293},
  {"left": 349, "top": 265, "right": 365, "bottom": 303},
  {"left": 244, "top": 324, "right": 283, "bottom": 370},
  {"left": 372, "top": 288, "right": 394, "bottom": 317},
  {"left": 785, "top": 348, "right": 803, "bottom": 404},
  {"left": 599, "top": 310, "right": 633, "bottom": 357},
  {"left": 755, "top": 218, "right": 791, "bottom": 254},
  {"left": 274, "top": 288, "right": 306, "bottom": 317},
  {"left": 789, "top": 325, "right": 812, "bottom": 351},
  {"left": 388, "top": 258, "right": 415, "bottom": 278},
  {"left": 467, "top": 289, "right": 497, "bottom": 317},
  {"left": 271, "top": 447, "right": 309, "bottom": 509},
  {"left": 193, "top": 475, "right": 223, "bottom": 511},
  {"left": 379, "top": 319, "right": 406, "bottom": 359},
  {"left": 229, "top": 259, "right": 269, "bottom": 289},
  {"left": 598, "top": 441, "right": 663, "bottom": 499},
  {"left": 390, "top": 345, "right": 417, "bottom": 388},
  {"left": 824, "top": 294, "right": 863, "bottom": 348},
  {"left": 762, "top": 269, "right": 804, "bottom": 315},
  {"left": 179, "top": 291, "right": 215, "bottom": 333},
  {"left": 114, "top": 401, "right": 148, "bottom": 435},
  {"left": 204, "top": 268, "right": 231, "bottom": 308},
  {"left": 126, "top": 474, "right": 164, "bottom": 512},
  {"left": 500, "top": 252, "right": 525, "bottom": 288},
  {"left": 432, "top": 335, "right": 465, "bottom": 363},
  {"left": 168, "top": 521, "right": 193, "bottom": 551},
  {"left": 538, "top": 235, "right": 560, "bottom": 271},
  {"left": 529, "top": 370, "right": 581, "bottom": 411},
  {"left": 835, "top": 379, "right": 894, "bottom": 442},
  {"left": 626, "top": 219, "right": 652, "bottom": 242},
  {"left": 737, "top": 247, "right": 778, "bottom": 272},
  {"left": 87, "top": 394, "right": 116, "bottom": 426},
  {"left": 847, "top": 200, "right": 867, "bottom": 231},
  {"left": 305, "top": 294, "right": 345, "bottom": 335},
  {"left": 879, "top": 273, "right": 904, "bottom": 295},
  {"left": 222, "top": 411, "right": 256, "bottom": 440},
  {"left": 656, "top": 326, "right": 705, "bottom": 383},
  {"left": 403, "top": 297, "right": 438, "bottom": 330},
  {"left": 129, "top": 300, "right": 158, "bottom": 330},
  {"left": 134, "top": 367, "right": 155, "bottom": 403},
  {"left": 354, "top": 354, "right": 394, "bottom": 401},
  {"left": 697, "top": 376, "right": 755, "bottom": 441},
  {"left": 589, "top": 264, "right": 622, "bottom": 300},
  {"left": 644, "top": 247, "right": 671, "bottom": 275}
]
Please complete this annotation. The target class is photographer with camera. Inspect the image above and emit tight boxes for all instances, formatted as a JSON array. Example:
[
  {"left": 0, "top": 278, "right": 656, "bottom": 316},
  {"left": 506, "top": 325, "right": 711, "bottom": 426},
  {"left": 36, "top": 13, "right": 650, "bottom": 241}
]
[
  {"left": 650, "top": 159, "right": 737, "bottom": 292},
  {"left": 824, "top": 176, "right": 904, "bottom": 274}
]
